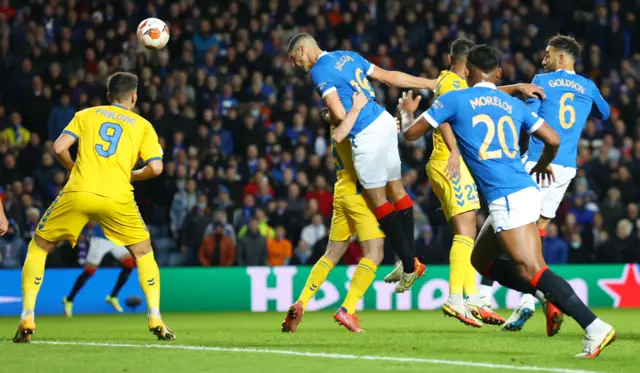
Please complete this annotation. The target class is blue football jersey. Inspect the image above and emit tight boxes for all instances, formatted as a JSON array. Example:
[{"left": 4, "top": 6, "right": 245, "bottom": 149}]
[
  {"left": 422, "top": 82, "right": 544, "bottom": 203},
  {"left": 90, "top": 224, "right": 106, "bottom": 239},
  {"left": 309, "top": 50, "right": 384, "bottom": 135},
  {"left": 525, "top": 70, "right": 610, "bottom": 168}
]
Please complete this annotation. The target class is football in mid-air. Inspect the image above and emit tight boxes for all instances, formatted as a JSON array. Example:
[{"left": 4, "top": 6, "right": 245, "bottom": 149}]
[{"left": 137, "top": 18, "right": 170, "bottom": 50}]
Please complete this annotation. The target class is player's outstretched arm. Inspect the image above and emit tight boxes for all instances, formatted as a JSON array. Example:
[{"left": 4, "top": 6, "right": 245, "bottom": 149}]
[
  {"left": 369, "top": 67, "right": 436, "bottom": 90},
  {"left": 52, "top": 132, "right": 77, "bottom": 172},
  {"left": 591, "top": 84, "right": 611, "bottom": 120},
  {"left": 498, "top": 83, "right": 546, "bottom": 99},
  {"left": 131, "top": 159, "right": 163, "bottom": 182},
  {"left": 331, "top": 92, "right": 369, "bottom": 143}
]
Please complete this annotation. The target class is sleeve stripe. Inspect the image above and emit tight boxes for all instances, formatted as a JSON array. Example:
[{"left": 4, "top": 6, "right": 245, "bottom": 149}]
[
  {"left": 366, "top": 64, "right": 375, "bottom": 76},
  {"left": 62, "top": 130, "right": 78, "bottom": 139},
  {"left": 145, "top": 157, "right": 163, "bottom": 164},
  {"left": 421, "top": 112, "right": 440, "bottom": 128},
  {"left": 528, "top": 118, "right": 544, "bottom": 134},
  {"left": 321, "top": 86, "right": 337, "bottom": 99}
]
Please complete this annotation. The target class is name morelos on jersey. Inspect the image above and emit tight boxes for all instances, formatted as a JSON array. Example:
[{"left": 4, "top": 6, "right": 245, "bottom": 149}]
[
  {"left": 422, "top": 82, "right": 544, "bottom": 204},
  {"left": 309, "top": 50, "right": 384, "bottom": 136},
  {"left": 525, "top": 70, "right": 610, "bottom": 168}
]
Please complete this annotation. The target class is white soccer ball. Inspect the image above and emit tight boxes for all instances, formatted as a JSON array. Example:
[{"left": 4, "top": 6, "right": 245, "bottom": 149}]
[{"left": 137, "top": 18, "right": 170, "bottom": 50}]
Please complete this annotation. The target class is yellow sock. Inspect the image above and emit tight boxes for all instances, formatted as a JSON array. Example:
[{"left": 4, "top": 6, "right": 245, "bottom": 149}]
[
  {"left": 450, "top": 235, "right": 474, "bottom": 296},
  {"left": 136, "top": 251, "right": 161, "bottom": 312},
  {"left": 22, "top": 240, "right": 48, "bottom": 317},
  {"left": 342, "top": 258, "right": 377, "bottom": 314},
  {"left": 454, "top": 235, "right": 478, "bottom": 296},
  {"left": 297, "top": 256, "right": 334, "bottom": 310}
]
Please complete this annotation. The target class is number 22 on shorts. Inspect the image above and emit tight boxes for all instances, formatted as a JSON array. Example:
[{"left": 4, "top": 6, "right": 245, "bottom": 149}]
[{"left": 96, "top": 122, "right": 123, "bottom": 157}]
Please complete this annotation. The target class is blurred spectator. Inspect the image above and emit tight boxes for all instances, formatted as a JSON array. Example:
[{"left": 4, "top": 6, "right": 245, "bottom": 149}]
[
  {"left": 298, "top": 213, "right": 326, "bottom": 263},
  {"left": 48, "top": 94, "right": 75, "bottom": 141},
  {"left": 266, "top": 225, "right": 293, "bottom": 266},
  {"left": 198, "top": 222, "right": 235, "bottom": 267},
  {"left": 543, "top": 223, "right": 569, "bottom": 264},
  {"left": 237, "top": 218, "right": 267, "bottom": 266},
  {"left": 180, "top": 194, "right": 211, "bottom": 265},
  {"left": 2, "top": 112, "right": 31, "bottom": 151},
  {"left": 0, "top": 220, "right": 26, "bottom": 268}
]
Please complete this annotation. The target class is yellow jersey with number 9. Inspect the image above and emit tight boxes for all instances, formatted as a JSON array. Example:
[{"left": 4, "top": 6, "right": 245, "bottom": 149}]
[
  {"left": 330, "top": 127, "right": 360, "bottom": 198},
  {"left": 62, "top": 104, "right": 163, "bottom": 203},
  {"left": 430, "top": 70, "right": 468, "bottom": 161}
]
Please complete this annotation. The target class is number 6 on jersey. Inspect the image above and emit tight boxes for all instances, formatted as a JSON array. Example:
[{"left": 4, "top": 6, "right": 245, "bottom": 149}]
[{"left": 96, "top": 122, "right": 123, "bottom": 157}]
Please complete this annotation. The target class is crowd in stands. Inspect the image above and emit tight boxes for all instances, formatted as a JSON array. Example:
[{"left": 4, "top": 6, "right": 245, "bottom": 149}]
[{"left": 1, "top": 0, "right": 640, "bottom": 269}]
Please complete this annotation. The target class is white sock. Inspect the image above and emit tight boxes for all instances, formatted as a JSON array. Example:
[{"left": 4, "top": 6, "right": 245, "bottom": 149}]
[
  {"left": 149, "top": 308, "right": 161, "bottom": 317},
  {"left": 585, "top": 318, "right": 609, "bottom": 334},
  {"left": 448, "top": 293, "right": 464, "bottom": 307},
  {"left": 520, "top": 293, "right": 536, "bottom": 305},
  {"left": 466, "top": 294, "right": 483, "bottom": 304},
  {"left": 21, "top": 310, "right": 34, "bottom": 320},
  {"left": 479, "top": 284, "right": 493, "bottom": 298}
]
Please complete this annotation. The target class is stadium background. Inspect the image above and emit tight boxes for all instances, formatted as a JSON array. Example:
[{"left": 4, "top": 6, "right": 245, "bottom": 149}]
[{"left": 0, "top": 0, "right": 639, "bottom": 314}]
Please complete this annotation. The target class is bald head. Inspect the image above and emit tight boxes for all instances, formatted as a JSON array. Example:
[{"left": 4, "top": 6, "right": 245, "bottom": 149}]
[
  {"left": 287, "top": 33, "right": 323, "bottom": 73},
  {"left": 287, "top": 33, "right": 318, "bottom": 53}
]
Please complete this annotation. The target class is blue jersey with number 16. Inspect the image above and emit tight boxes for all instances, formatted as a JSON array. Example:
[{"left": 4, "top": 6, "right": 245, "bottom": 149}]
[
  {"left": 526, "top": 70, "right": 610, "bottom": 168},
  {"left": 422, "top": 82, "right": 545, "bottom": 203},
  {"left": 309, "top": 50, "right": 384, "bottom": 136}
]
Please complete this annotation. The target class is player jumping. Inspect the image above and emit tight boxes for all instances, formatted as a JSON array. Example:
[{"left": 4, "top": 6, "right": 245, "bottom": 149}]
[
  {"left": 481, "top": 35, "right": 611, "bottom": 333},
  {"left": 397, "top": 38, "right": 545, "bottom": 328},
  {"left": 283, "top": 93, "right": 385, "bottom": 333},
  {"left": 62, "top": 222, "right": 135, "bottom": 317},
  {"left": 288, "top": 33, "right": 435, "bottom": 293},
  {"left": 14, "top": 72, "right": 174, "bottom": 343},
  {"left": 398, "top": 45, "right": 615, "bottom": 357}
]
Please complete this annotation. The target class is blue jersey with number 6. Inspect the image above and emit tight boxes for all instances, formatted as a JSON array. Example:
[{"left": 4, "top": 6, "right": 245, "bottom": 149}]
[
  {"left": 422, "top": 82, "right": 544, "bottom": 203},
  {"left": 309, "top": 51, "right": 384, "bottom": 135},
  {"left": 525, "top": 70, "right": 610, "bottom": 168},
  {"left": 62, "top": 104, "right": 163, "bottom": 202}
]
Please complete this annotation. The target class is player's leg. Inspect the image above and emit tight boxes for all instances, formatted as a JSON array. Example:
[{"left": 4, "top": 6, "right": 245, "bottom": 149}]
[
  {"left": 63, "top": 237, "right": 105, "bottom": 317},
  {"left": 106, "top": 246, "right": 135, "bottom": 313},
  {"left": 282, "top": 198, "right": 349, "bottom": 332},
  {"left": 499, "top": 224, "right": 615, "bottom": 356},
  {"left": 357, "top": 112, "right": 420, "bottom": 290},
  {"left": 15, "top": 192, "right": 88, "bottom": 343},
  {"left": 100, "top": 196, "right": 174, "bottom": 340},
  {"left": 335, "top": 196, "right": 385, "bottom": 332}
]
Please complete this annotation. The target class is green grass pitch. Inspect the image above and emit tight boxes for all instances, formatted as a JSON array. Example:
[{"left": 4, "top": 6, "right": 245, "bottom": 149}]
[{"left": 0, "top": 309, "right": 637, "bottom": 373}]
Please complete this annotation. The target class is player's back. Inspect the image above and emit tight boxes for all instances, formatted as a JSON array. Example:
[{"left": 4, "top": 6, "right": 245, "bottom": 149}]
[
  {"left": 428, "top": 84, "right": 541, "bottom": 203},
  {"left": 310, "top": 50, "right": 384, "bottom": 135},
  {"left": 526, "top": 70, "right": 610, "bottom": 168},
  {"left": 63, "top": 104, "right": 161, "bottom": 202},
  {"left": 431, "top": 70, "right": 468, "bottom": 161},
  {"left": 330, "top": 127, "right": 360, "bottom": 197}
]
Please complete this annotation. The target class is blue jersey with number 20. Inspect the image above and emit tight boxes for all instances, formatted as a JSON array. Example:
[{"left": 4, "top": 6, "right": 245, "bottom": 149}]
[
  {"left": 423, "top": 83, "right": 544, "bottom": 203},
  {"left": 526, "top": 70, "right": 610, "bottom": 168},
  {"left": 309, "top": 51, "right": 384, "bottom": 135}
]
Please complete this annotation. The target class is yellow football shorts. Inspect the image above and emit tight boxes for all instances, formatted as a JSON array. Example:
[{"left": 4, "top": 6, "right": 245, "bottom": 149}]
[
  {"left": 329, "top": 194, "right": 385, "bottom": 242},
  {"left": 427, "top": 158, "right": 480, "bottom": 221},
  {"left": 36, "top": 191, "right": 150, "bottom": 247}
]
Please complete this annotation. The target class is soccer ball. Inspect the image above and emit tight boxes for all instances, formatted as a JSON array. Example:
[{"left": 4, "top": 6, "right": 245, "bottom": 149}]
[{"left": 137, "top": 18, "right": 170, "bottom": 50}]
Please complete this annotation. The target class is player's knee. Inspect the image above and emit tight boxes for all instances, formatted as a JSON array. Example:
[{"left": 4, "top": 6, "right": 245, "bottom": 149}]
[
  {"left": 84, "top": 265, "right": 97, "bottom": 276},
  {"left": 122, "top": 256, "right": 135, "bottom": 269},
  {"left": 512, "top": 260, "right": 539, "bottom": 283},
  {"left": 361, "top": 239, "right": 384, "bottom": 265}
]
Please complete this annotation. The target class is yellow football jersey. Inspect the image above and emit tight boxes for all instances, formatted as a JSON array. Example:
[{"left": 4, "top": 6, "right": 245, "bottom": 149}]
[
  {"left": 62, "top": 104, "right": 163, "bottom": 203},
  {"left": 330, "top": 128, "right": 360, "bottom": 198},
  {"left": 430, "top": 70, "right": 468, "bottom": 161}
]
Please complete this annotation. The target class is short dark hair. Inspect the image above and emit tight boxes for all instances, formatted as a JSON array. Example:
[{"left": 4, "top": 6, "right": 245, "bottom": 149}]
[
  {"left": 466, "top": 45, "right": 500, "bottom": 73},
  {"left": 106, "top": 72, "right": 138, "bottom": 101},
  {"left": 548, "top": 35, "right": 582, "bottom": 60},
  {"left": 450, "top": 38, "right": 475, "bottom": 62},
  {"left": 287, "top": 33, "right": 315, "bottom": 53}
]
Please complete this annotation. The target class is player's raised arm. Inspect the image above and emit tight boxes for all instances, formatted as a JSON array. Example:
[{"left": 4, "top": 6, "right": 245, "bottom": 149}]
[
  {"left": 590, "top": 82, "right": 611, "bottom": 120},
  {"left": 331, "top": 92, "right": 369, "bottom": 143},
  {"left": 53, "top": 115, "right": 81, "bottom": 172},
  {"left": 369, "top": 66, "right": 436, "bottom": 90},
  {"left": 131, "top": 125, "right": 164, "bottom": 182}
]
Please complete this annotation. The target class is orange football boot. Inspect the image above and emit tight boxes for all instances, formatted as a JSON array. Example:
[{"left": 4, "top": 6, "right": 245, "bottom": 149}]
[
  {"left": 13, "top": 316, "right": 36, "bottom": 344},
  {"left": 282, "top": 301, "right": 304, "bottom": 333},
  {"left": 334, "top": 307, "right": 363, "bottom": 332}
]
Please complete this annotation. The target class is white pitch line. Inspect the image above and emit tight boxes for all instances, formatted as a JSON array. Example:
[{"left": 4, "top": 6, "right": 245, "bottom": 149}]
[{"left": 30, "top": 340, "right": 611, "bottom": 373}]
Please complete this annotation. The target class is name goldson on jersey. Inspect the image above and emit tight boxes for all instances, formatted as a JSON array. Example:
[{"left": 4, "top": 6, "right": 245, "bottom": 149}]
[
  {"left": 548, "top": 78, "right": 585, "bottom": 94},
  {"left": 468, "top": 96, "right": 513, "bottom": 114}
]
